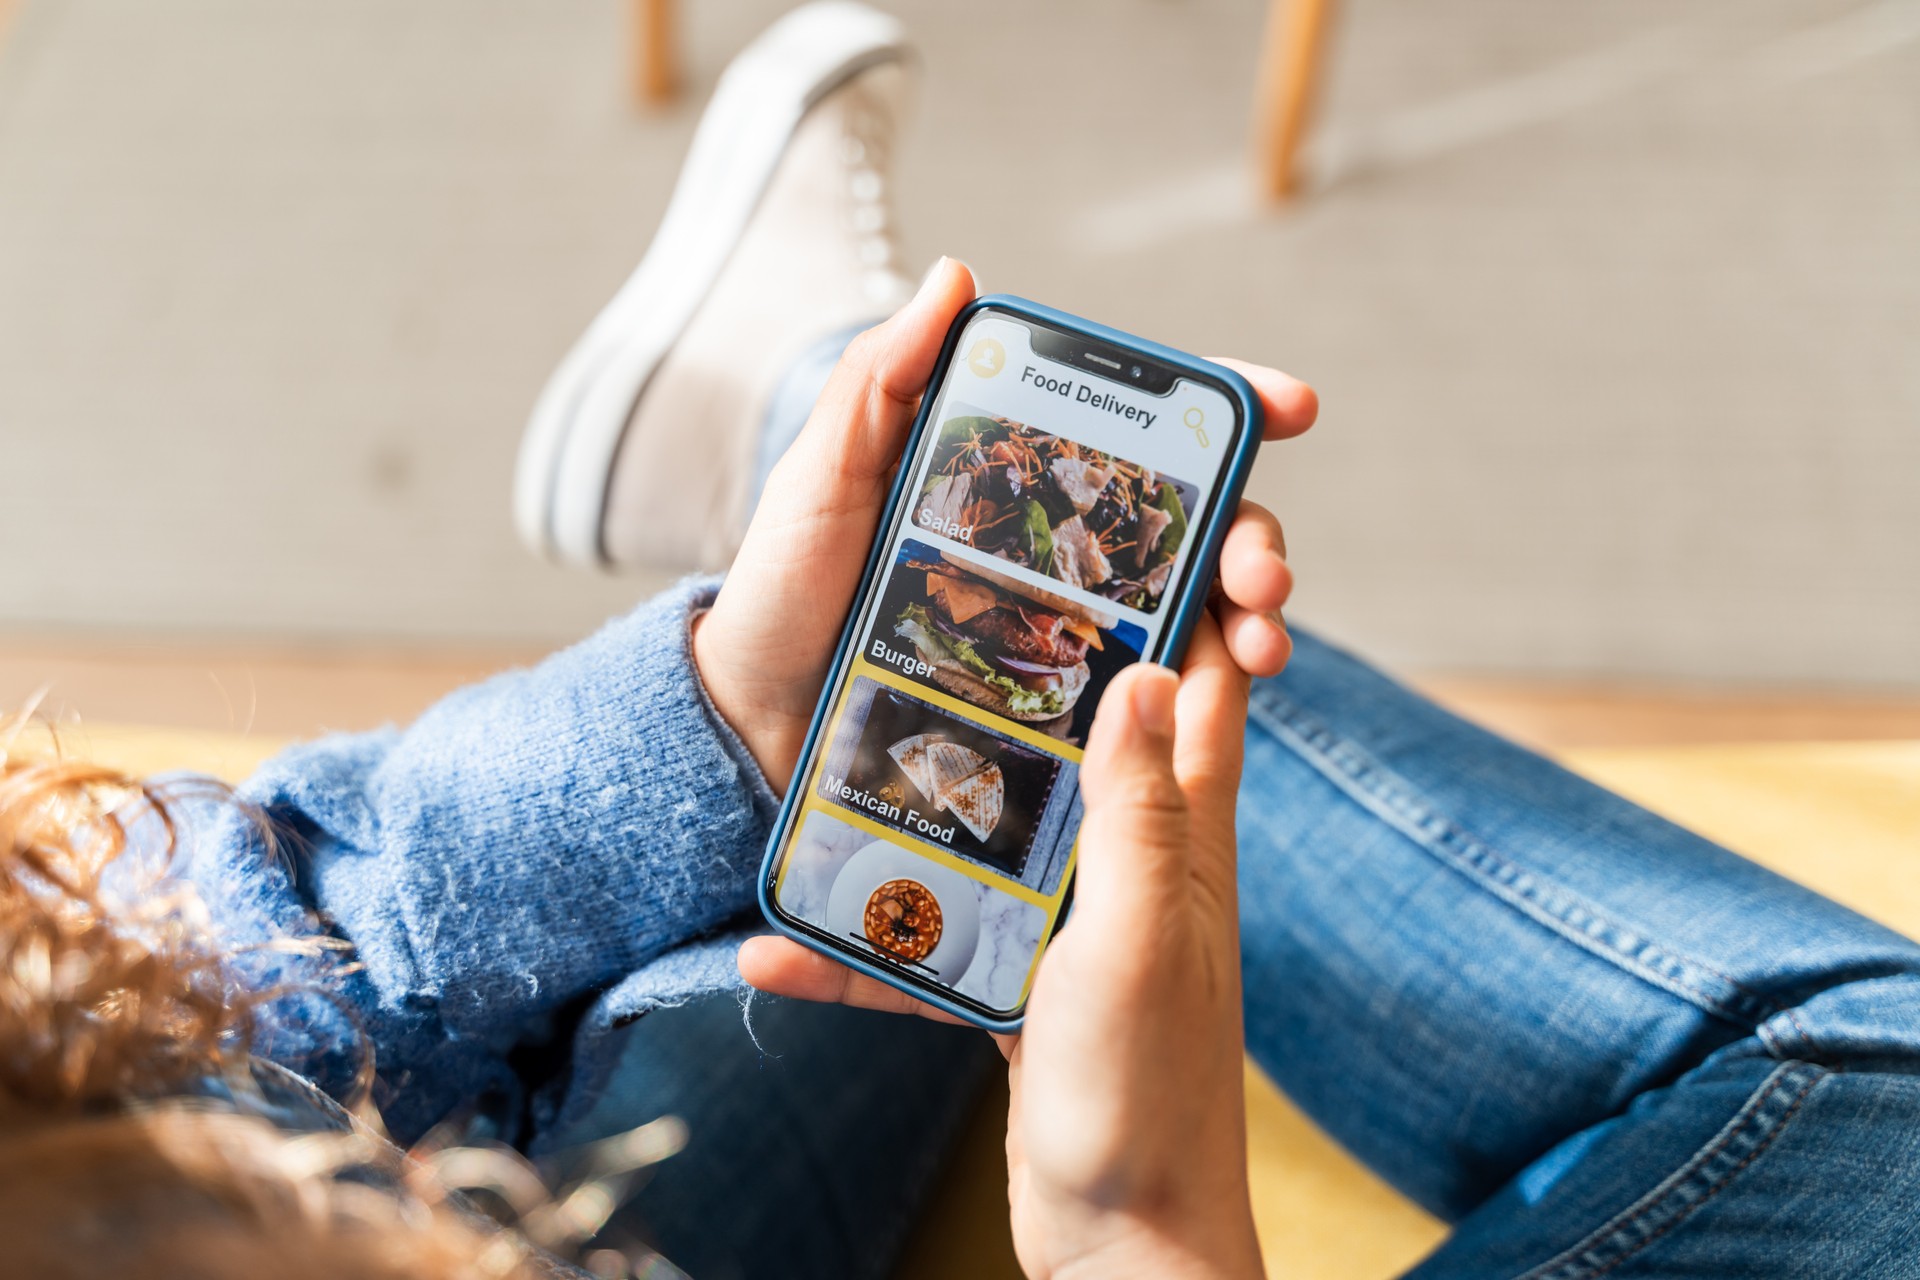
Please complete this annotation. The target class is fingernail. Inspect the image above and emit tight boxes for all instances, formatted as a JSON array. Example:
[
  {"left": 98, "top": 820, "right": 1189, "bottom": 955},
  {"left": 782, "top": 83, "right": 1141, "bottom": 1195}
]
[{"left": 1132, "top": 666, "right": 1177, "bottom": 737}]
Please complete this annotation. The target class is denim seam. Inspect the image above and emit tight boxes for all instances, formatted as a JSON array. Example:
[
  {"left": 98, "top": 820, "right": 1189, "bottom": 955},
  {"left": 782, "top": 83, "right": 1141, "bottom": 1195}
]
[
  {"left": 1510, "top": 1060, "right": 1823, "bottom": 1280},
  {"left": 1246, "top": 693, "right": 1789, "bottom": 1034}
]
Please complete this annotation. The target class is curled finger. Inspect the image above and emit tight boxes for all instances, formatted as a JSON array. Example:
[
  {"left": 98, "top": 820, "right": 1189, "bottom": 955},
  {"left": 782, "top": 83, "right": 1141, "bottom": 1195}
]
[
  {"left": 1216, "top": 598, "right": 1292, "bottom": 679},
  {"left": 1218, "top": 501, "right": 1292, "bottom": 617}
]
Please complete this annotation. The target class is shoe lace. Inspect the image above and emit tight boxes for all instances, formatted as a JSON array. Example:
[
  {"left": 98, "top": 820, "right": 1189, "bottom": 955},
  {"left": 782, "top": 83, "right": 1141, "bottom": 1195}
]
[{"left": 842, "top": 88, "right": 906, "bottom": 306}]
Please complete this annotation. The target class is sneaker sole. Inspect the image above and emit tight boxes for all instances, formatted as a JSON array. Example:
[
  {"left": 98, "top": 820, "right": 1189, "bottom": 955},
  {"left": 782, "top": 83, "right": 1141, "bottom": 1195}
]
[{"left": 514, "top": 1, "right": 908, "bottom": 569}]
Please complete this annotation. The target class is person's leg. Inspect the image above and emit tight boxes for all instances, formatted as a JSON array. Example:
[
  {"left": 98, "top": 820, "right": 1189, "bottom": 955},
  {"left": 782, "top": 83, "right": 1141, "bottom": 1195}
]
[
  {"left": 1237, "top": 630, "right": 1920, "bottom": 1276},
  {"left": 546, "top": 993, "right": 996, "bottom": 1280},
  {"left": 516, "top": 2, "right": 912, "bottom": 576}
]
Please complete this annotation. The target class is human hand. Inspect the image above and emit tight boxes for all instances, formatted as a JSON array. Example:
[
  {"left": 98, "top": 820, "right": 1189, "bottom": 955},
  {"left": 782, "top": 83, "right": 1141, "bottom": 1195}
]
[
  {"left": 692, "top": 256, "right": 1317, "bottom": 789},
  {"left": 721, "top": 260, "right": 1303, "bottom": 1276},
  {"left": 740, "top": 616, "right": 1264, "bottom": 1279}
]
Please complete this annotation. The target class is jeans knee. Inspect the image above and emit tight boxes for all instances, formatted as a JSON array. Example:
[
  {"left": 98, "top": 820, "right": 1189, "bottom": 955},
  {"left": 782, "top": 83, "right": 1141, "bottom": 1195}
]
[{"left": 1755, "top": 969, "right": 1920, "bottom": 1074}]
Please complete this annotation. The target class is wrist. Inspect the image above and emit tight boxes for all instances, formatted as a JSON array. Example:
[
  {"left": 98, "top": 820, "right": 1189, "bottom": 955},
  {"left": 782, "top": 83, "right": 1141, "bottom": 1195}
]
[
  {"left": 1048, "top": 1214, "right": 1265, "bottom": 1280},
  {"left": 1038, "top": 1178, "right": 1264, "bottom": 1280},
  {"left": 689, "top": 608, "right": 795, "bottom": 789}
]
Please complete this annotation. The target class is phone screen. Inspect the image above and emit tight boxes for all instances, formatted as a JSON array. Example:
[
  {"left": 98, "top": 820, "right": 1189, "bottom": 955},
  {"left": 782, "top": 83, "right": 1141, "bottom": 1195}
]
[{"left": 763, "top": 305, "right": 1246, "bottom": 1019}]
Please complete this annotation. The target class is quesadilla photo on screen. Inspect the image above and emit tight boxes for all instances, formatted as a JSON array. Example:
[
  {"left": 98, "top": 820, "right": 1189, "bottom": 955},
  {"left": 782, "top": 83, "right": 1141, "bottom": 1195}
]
[
  {"left": 818, "top": 681, "right": 1066, "bottom": 879},
  {"left": 887, "top": 733, "right": 938, "bottom": 799},
  {"left": 889, "top": 735, "right": 1005, "bottom": 842},
  {"left": 938, "top": 761, "right": 1005, "bottom": 843}
]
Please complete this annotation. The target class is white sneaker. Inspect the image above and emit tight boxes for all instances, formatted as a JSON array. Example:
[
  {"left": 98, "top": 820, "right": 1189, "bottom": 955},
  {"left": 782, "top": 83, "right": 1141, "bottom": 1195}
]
[{"left": 515, "top": 1, "right": 914, "bottom": 574}]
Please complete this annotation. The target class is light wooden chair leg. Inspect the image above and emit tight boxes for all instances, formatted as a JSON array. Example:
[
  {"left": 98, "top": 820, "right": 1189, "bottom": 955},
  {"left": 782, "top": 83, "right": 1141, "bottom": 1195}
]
[
  {"left": 631, "top": 0, "right": 678, "bottom": 106},
  {"left": 1254, "top": 0, "right": 1337, "bottom": 201}
]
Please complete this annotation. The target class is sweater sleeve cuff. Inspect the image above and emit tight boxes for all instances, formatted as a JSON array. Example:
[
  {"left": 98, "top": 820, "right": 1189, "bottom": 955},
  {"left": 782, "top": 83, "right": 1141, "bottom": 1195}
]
[
  {"left": 211, "top": 574, "right": 785, "bottom": 1141},
  {"left": 683, "top": 580, "right": 783, "bottom": 825}
]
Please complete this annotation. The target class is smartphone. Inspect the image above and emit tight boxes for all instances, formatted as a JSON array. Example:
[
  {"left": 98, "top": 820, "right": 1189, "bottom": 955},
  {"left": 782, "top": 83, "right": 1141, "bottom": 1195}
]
[{"left": 756, "top": 296, "right": 1262, "bottom": 1032}]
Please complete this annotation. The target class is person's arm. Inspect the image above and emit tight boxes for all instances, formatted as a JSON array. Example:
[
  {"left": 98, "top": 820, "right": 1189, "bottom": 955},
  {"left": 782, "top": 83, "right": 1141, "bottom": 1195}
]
[
  {"left": 182, "top": 577, "right": 776, "bottom": 1139},
  {"left": 174, "top": 263, "right": 989, "bottom": 1137},
  {"left": 185, "top": 255, "right": 1311, "bottom": 1161}
]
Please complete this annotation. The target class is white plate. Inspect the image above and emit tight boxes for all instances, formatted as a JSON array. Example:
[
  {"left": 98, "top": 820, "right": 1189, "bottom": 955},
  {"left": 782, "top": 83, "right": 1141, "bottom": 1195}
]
[{"left": 824, "top": 841, "right": 981, "bottom": 981}]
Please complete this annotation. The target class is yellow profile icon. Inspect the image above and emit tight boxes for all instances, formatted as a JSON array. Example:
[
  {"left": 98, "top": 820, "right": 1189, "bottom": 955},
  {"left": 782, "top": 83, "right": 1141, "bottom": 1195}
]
[
  {"left": 1183, "top": 405, "right": 1210, "bottom": 448},
  {"left": 967, "top": 337, "right": 1006, "bottom": 379}
]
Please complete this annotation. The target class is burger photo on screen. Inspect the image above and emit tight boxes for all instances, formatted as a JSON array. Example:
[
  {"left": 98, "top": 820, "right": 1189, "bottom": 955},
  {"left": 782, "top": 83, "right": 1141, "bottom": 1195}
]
[{"left": 892, "top": 555, "right": 1116, "bottom": 724}]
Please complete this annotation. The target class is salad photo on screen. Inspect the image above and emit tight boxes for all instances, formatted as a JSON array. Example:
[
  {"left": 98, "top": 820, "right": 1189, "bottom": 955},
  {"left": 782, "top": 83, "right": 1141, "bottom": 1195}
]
[{"left": 913, "top": 414, "right": 1197, "bottom": 613}]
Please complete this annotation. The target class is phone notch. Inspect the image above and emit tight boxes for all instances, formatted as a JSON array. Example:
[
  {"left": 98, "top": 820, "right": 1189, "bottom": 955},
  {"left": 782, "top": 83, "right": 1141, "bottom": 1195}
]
[{"left": 1028, "top": 323, "right": 1178, "bottom": 395}]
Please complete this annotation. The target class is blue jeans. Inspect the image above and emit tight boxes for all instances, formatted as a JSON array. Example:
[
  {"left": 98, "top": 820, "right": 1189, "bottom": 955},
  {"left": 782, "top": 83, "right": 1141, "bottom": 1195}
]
[{"left": 559, "top": 633, "right": 1920, "bottom": 1278}]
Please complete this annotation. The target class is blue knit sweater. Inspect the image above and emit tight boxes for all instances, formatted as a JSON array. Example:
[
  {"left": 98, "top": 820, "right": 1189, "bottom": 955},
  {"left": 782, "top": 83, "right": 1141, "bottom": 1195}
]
[{"left": 174, "top": 579, "right": 772, "bottom": 1145}]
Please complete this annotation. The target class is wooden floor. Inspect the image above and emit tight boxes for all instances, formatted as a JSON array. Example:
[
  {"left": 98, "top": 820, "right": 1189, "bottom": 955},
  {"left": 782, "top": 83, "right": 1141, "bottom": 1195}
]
[
  {"left": 4, "top": 636, "right": 1919, "bottom": 755},
  {"left": 0, "top": 639, "right": 541, "bottom": 742},
  {"left": 1414, "top": 675, "right": 1920, "bottom": 751}
]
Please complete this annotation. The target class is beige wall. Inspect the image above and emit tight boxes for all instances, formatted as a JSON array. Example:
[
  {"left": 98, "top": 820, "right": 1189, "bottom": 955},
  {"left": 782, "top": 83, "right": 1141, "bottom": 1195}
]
[{"left": 1, "top": 0, "right": 1915, "bottom": 685}]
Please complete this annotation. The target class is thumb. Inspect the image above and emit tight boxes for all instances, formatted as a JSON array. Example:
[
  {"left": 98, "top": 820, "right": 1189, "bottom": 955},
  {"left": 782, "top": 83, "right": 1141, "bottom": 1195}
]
[
  {"left": 796, "top": 256, "right": 977, "bottom": 481},
  {"left": 1073, "top": 663, "right": 1191, "bottom": 929}
]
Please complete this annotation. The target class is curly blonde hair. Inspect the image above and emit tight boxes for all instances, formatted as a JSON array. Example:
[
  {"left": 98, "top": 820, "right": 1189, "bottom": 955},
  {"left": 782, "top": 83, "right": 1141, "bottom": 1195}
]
[{"left": 0, "top": 715, "right": 547, "bottom": 1280}]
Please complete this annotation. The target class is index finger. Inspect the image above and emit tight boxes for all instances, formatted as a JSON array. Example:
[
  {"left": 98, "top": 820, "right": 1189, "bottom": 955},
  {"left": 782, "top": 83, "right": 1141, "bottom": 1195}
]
[{"left": 1207, "top": 357, "right": 1318, "bottom": 441}]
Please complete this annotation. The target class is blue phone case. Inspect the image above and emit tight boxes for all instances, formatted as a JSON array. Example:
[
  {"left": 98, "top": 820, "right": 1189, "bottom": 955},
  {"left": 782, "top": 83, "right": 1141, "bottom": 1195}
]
[{"left": 755, "top": 295, "right": 1265, "bottom": 1033}]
